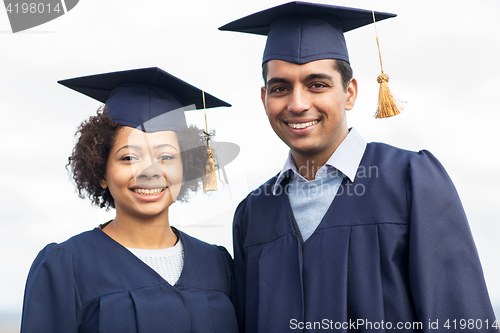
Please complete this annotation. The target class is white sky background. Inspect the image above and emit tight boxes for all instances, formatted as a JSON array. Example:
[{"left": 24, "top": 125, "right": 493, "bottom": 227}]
[{"left": 0, "top": 0, "right": 499, "bottom": 326}]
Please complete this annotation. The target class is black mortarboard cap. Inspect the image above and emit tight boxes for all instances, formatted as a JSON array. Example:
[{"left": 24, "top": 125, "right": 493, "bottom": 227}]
[
  {"left": 58, "top": 67, "right": 231, "bottom": 132},
  {"left": 219, "top": 1, "right": 396, "bottom": 65}
]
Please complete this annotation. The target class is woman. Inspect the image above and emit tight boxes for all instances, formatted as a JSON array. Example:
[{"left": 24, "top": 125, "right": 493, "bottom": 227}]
[{"left": 20, "top": 67, "right": 238, "bottom": 332}]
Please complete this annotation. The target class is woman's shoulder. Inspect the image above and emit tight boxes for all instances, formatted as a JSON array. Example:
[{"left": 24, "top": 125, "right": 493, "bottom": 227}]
[
  {"left": 42, "top": 228, "right": 104, "bottom": 254},
  {"left": 176, "top": 228, "right": 231, "bottom": 259},
  {"left": 174, "top": 228, "right": 233, "bottom": 293},
  {"left": 33, "top": 228, "right": 98, "bottom": 257},
  {"left": 30, "top": 228, "right": 127, "bottom": 281},
  {"left": 177, "top": 229, "right": 233, "bottom": 275}
]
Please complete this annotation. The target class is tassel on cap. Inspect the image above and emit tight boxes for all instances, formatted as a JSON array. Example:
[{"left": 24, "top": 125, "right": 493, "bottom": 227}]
[
  {"left": 201, "top": 90, "right": 218, "bottom": 191},
  {"left": 204, "top": 145, "right": 217, "bottom": 191},
  {"left": 372, "top": 11, "right": 404, "bottom": 119},
  {"left": 375, "top": 72, "right": 404, "bottom": 118}
]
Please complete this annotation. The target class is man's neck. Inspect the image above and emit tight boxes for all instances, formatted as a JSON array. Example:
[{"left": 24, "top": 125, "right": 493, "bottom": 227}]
[
  {"left": 291, "top": 150, "right": 333, "bottom": 181},
  {"left": 290, "top": 130, "right": 349, "bottom": 181}
]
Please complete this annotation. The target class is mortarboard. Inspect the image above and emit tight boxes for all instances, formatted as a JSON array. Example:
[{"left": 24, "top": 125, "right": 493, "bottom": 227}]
[
  {"left": 219, "top": 1, "right": 403, "bottom": 118},
  {"left": 58, "top": 67, "right": 231, "bottom": 132},
  {"left": 219, "top": 1, "right": 396, "bottom": 65},
  {"left": 59, "top": 67, "right": 237, "bottom": 190}
]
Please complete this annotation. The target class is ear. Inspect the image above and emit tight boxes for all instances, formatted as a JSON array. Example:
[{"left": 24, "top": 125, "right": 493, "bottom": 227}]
[
  {"left": 345, "top": 78, "right": 358, "bottom": 111},
  {"left": 100, "top": 177, "right": 108, "bottom": 189},
  {"left": 261, "top": 86, "right": 267, "bottom": 114}
]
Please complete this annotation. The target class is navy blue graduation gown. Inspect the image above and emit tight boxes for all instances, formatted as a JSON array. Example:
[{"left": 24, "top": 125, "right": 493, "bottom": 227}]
[
  {"left": 233, "top": 143, "right": 496, "bottom": 332},
  {"left": 21, "top": 227, "right": 238, "bottom": 332}
]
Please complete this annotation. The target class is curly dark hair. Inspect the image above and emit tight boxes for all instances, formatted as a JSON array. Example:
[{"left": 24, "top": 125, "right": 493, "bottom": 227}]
[{"left": 67, "top": 106, "right": 210, "bottom": 209}]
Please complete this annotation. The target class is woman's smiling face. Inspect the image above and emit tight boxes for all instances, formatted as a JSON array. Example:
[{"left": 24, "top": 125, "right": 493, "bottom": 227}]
[{"left": 100, "top": 126, "right": 183, "bottom": 220}]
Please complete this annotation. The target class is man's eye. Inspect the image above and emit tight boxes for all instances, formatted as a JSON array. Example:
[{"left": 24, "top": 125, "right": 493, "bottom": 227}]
[
  {"left": 270, "top": 86, "right": 288, "bottom": 93},
  {"left": 310, "top": 83, "right": 328, "bottom": 89}
]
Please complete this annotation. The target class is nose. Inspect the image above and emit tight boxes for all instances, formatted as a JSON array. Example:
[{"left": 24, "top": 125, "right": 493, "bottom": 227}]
[
  {"left": 136, "top": 161, "right": 163, "bottom": 181},
  {"left": 288, "top": 88, "right": 310, "bottom": 114}
]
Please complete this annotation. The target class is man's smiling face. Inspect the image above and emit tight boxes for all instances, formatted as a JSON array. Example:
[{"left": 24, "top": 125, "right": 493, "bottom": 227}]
[{"left": 261, "top": 59, "right": 357, "bottom": 164}]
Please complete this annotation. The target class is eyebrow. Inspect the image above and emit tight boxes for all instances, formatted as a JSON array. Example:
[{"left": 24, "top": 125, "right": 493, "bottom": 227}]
[
  {"left": 266, "top": 73, "right": 334, "bottom": 87},
  {"left": 303, "top": 73, "right": 333, "bottom": 82},
  {"left": 116, "top": 143, "right": 178, "bottom": 154},
  {"left": 266, "top": 77, "right": 291, "bottom": 87},
  {"left": 116, "top": 145, "right": 141, "bottom": 154},
  {"left": 154, "top": 143, "right": 178, "bottom": 152}
]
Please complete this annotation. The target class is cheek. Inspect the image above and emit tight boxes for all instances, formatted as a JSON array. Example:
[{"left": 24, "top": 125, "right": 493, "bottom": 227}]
[
  {"left": 164, "top": 161, "right": 184, "bottom": 185},
  {"left": 264, "top": 98, "right": 284, "bottom": 117},
  {"left": 105, "top": 169, "right": 128, "bottom": 194},
  {"left": 318, "top": 96, "right": 344, "bottom": 116},
  {"left": 166, "top": 162, "right": 183, "bottom": 201}
]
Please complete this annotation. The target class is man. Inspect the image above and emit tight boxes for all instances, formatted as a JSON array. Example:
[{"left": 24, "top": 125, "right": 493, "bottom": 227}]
[{"left": 220, "top": 2, "right": 497, "bottom": 332}]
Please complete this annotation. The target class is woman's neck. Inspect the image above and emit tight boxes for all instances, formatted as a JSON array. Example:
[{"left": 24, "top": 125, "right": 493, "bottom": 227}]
[{"left": 102, "top": 210, "right": 177, "bottom": 249}]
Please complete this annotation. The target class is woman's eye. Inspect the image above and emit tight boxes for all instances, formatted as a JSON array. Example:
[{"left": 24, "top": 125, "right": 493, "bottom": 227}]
[
  {"left": 121, "top": 155, "right": 138, "bottom": 161},
  {"left": 159, "top": 155, "right": 174, "bottom": 161}
]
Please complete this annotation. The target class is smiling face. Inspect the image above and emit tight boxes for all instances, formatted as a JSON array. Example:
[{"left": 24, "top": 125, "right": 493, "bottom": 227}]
[
  {"left": 99, "top": 126, "right": 183, "bottom": 221},
  {"left": 261, "top": 59, "right": 357, "bottom": 164}
]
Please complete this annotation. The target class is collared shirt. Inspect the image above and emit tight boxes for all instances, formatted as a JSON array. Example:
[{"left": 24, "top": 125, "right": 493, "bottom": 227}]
[
  {"left": 273, "top": 127, "right": 367, "bottom": 194},
  {"left": 272, "top": 128, "right": 367, "bottom": 241}
]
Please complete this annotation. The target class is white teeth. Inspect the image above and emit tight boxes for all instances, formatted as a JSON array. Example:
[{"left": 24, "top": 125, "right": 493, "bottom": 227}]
[
  {"left": 287, "top": 120, "right": 318, "bottom": 129},
  {"left": 133, "top": 188, "right": 163, "bottom": 195}
]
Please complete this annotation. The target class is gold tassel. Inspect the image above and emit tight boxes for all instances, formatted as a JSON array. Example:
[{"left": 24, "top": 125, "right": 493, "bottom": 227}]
[
  {"left": 201, "top": 90, "right": 218, "bottom": 191},
  {"left": 372, "top": 11, "right": 404, "bottom": 119},
  {"left": 203, "top": 146, "right": 218, "bottom": 191},
  {"left": 375, "top": 73, "right": 403, "bottom": 118}
]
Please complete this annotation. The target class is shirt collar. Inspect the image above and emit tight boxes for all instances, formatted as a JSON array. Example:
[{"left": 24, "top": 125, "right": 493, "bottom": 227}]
[{"left": 273, "top": 127, "right": 367, "bottom": 194}]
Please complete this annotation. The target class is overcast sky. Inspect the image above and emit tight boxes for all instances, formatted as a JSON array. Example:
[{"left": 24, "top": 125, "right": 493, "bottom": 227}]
[{"left": 1, "top": 0, "right": 499, "bottom": 327}]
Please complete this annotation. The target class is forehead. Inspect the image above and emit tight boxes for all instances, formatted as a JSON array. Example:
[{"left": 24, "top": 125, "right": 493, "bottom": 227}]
[
  {"left": 266, "top": 59, "right": 339, "bottom": 79},
  {"left": 113, "top": 126, "right": 179, "bottom": 148}
]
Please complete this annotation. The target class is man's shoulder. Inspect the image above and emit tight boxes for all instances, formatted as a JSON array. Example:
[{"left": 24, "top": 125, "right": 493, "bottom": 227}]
[
  {"left": 364, "top": 141, "right": 436, "bottom": 166},
  {"left": 234, "top": 174, "right": 283, "bottom": 219},
  {"left": 244, "top": 174, "right": 280, "bottom": 199},
  {"left": 366, "top": 141, "right": 417, "bottom": 158},
  {"left": 364, "top": 142, "right": 450, "bottom": 184}
]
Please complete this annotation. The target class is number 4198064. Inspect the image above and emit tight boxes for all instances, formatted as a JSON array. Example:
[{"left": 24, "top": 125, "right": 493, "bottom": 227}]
[{"left": 5, "top": 2, "right": 62, "bottom": 14}]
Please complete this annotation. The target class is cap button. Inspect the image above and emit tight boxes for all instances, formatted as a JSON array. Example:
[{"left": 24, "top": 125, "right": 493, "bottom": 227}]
[{"left": 377, "top": 73, "right": 389, "bottom": 84}]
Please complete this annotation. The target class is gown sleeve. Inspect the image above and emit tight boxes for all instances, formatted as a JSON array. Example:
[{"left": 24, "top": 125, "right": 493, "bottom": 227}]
[
  {"left": 408, "top": 150, "right": 497, "bottom": 331},
  {"left": 217, "top": 245, "right": 236, "bottom": 304},
  {"left": 21, "top": 243, "right": 81, "bottom": 333},
  {"left": 232, "top": 198, "right": 249, "bottom": 333}
]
